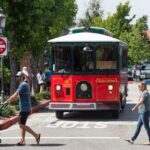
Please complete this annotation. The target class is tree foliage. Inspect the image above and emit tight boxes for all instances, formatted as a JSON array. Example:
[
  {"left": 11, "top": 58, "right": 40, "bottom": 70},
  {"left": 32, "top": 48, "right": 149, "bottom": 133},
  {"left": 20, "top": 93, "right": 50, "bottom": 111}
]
[
  {"left": 127, "top": 16, "right": 150, "bottom": 64},
  {"left": 0, "top": 0, "right": 77, "bottom": 94},
  {"left": 79, "top": 0, "right": 103, "bottom": 26},
  {"left": 78, "top": 1, "right": 150, "bottom": 66},
  {"left": 103, "top": 2, "right": 135, "bottom": 38},
  {"left": 0, "top": 0, "right": 77, "bottom": 60},
  {"left": 86, "top": 0, "right": 103, "bottom": 19}
]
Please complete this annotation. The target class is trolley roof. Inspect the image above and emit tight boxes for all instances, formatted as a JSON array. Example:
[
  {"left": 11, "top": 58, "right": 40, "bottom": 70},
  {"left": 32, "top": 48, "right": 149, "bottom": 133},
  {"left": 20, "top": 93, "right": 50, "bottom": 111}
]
[
  {"left": 69, "top": 26, "right": 113, "bottom": 36},
  {"left": 48, "top": 32, "right": 121, "bottom": 43}
]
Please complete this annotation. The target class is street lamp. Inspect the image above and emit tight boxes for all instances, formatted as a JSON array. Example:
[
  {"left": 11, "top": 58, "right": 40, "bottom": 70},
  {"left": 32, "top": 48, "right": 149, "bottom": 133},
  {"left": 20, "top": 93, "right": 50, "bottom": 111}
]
[
  {"left": 0, "top": 7, "right": 6, "bottom": 104},
  {"left": 0, "top": 8, "right": 6, "bottom": 34}
]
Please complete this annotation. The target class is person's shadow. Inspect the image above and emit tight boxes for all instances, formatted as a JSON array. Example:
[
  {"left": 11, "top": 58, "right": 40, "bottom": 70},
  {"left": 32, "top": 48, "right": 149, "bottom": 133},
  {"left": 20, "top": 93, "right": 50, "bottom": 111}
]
[{"left": 0, "top": 143, "right": 65, "bottom": 147}]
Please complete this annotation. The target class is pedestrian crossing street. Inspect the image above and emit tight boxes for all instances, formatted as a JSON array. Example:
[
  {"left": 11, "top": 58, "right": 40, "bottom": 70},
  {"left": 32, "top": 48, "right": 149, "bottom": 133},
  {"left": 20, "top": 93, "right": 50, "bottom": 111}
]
[{"left": 127, "top": 82, "right": 140, "bottom": 102}]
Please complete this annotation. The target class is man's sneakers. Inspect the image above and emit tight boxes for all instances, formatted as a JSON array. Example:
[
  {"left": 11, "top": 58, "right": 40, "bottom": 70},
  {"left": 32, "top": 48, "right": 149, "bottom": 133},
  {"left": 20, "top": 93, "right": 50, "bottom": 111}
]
[{"left": 125, "top": 139, "right": 134, "bottom": 144}]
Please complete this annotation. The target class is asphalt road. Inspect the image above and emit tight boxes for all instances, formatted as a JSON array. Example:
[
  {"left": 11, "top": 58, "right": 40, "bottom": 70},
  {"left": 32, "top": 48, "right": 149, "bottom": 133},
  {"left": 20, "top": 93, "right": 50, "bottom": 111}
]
[{"left": 0, "top": 83, "right": 150, "bottom": 150}]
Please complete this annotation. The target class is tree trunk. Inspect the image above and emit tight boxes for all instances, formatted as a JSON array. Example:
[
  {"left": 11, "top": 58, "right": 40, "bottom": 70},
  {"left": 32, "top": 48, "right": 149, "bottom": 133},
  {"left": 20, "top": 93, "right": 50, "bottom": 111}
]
[
  {"left": 31, "top": 56, "right": 38, "bottom": 95},
  {"left": 9, "top": 52, "right": 17, "bottom": 95},
  {"left": 19, "top": 51, "right": 38, "bottom": 95}
]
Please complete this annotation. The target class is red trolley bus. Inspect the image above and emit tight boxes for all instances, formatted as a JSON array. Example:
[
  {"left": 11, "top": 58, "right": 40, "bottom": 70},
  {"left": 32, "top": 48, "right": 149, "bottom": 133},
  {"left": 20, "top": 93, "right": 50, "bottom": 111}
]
[{"left": 48, "top": 26, "right": 128, "bottom": 119}]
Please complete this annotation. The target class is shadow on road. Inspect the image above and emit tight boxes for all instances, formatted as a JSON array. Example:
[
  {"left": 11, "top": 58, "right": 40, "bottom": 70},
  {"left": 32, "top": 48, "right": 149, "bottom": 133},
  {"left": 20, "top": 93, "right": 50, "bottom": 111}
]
[
  {"left": 55, "top": 103, "right": 139, "bottom": 122},
  {"left": 0, "top": 144, "right": 15, "bottom": 147},
  {"left": 38, "top": 102, "right": 139, "bottom": 122},
  {"left": 0, "top": 143, "right": 65, "bottom": 147},
  {"left": 30, "top": 143, "right": 65, "bottom": 147}
]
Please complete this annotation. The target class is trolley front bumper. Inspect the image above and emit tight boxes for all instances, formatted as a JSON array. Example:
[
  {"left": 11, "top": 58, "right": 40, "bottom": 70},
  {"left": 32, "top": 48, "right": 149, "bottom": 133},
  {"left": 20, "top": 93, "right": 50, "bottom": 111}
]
[{"left": 49, "top": 102, "right": 120, "bottom": 111}]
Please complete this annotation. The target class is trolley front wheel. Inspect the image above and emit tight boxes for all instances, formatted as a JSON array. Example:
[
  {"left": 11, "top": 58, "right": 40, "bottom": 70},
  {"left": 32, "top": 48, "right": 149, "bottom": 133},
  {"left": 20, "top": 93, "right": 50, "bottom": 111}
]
[{"left": 56, "top": 111, "right": 64, "bottom": 119}]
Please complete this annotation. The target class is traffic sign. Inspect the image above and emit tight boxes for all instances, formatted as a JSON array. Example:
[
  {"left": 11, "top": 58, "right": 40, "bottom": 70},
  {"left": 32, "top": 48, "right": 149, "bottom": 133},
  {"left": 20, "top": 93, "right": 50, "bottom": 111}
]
[{"left": 0, "top": 37, "right": 7, "bottom": 56}]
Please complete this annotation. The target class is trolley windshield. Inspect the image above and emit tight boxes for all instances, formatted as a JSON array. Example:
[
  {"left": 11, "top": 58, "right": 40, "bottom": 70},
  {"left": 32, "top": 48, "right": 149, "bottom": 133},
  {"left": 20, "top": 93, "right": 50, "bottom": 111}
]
[{"left": 52, "top": 44, "right": 118, "bottom": 74}]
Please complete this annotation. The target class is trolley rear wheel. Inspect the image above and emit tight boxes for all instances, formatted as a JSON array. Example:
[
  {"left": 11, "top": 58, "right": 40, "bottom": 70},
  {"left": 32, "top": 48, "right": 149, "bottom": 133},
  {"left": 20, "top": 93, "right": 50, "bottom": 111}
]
[{"left": 112, "top": 110, "right": 119, "bottom": 119}]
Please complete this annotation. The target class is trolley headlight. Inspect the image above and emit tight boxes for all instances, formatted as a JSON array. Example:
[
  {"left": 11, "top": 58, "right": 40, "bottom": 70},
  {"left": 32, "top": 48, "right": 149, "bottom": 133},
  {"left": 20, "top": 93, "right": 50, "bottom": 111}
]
[
  {"left": 56, "top": 85, "right": 61, "bottom": 91},
  {"left": 80, "top": 83, "right": 88, "bottom": 91},
  {"left": 108, "top": 85, "right": 113, "bottom": 91}
]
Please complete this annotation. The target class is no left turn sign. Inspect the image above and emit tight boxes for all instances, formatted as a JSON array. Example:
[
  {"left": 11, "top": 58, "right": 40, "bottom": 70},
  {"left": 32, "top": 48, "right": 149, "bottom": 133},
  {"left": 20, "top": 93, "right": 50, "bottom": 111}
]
[{"left": 0, "top": 37, "right": 7, "bottom": 56}]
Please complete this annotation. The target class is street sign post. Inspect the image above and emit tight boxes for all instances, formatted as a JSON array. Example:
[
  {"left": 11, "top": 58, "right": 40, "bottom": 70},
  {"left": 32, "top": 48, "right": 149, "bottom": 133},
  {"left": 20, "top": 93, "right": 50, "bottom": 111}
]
[
  {"left": 0, "top": 37, "right": 7, "bottom": 103},
  {"left": 0, "top": 37, "right": 7, "bottom": 56}
]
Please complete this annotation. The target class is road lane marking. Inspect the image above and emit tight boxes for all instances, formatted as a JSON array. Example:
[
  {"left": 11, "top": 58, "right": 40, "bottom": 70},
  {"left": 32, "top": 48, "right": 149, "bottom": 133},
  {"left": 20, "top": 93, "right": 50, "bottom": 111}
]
[
  {"left": 46, "top": 121, "right": 107, "bottom": 128},
  {"left": 0, "top": 121, "right": 137, "bottom": 134},
  {"left": 1, "top": 136, "right": 120, "bottom": 140},
  {"left": 46, "top": 121, "right": 137, "bottom": 129}
]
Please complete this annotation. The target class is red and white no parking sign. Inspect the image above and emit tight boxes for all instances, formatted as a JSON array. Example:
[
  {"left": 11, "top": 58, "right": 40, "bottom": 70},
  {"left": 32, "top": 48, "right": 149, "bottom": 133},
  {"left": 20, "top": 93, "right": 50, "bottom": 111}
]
[{"left": 0, "top": 37, "right": 7, "bottom": 56}]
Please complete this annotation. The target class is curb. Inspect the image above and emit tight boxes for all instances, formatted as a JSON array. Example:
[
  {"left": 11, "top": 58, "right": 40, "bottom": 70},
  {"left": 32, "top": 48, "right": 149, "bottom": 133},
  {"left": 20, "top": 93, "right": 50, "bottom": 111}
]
[{"left": 0, "top": 100, "right": 49, "bottom": 130}]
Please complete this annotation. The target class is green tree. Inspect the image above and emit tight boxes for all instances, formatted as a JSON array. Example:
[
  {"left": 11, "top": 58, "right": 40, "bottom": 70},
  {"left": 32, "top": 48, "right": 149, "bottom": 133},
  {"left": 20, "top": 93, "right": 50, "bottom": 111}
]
[
  {"left": 78, "top": 1, "right": 150, "bottom": 66},
  {"left": 0, "top": 0, "right": 77, "bottom": 94},
  {"left": 127, "top": 16, "right": 150, "bottom": 65},
  {"left": 103, "top": 1, "right": 135, "bottom": 39},
  {"left": 86, "top": 0, "right": 103, "bottom": 18},
  {"left": 103, "top": 3, "right": 149, "bottom": 66},
  {"left": 79, "top": 0, "right": 103, "bottom": 26},
  {"left": 1, "top": 0, "right": 77, "bottom": 58}
]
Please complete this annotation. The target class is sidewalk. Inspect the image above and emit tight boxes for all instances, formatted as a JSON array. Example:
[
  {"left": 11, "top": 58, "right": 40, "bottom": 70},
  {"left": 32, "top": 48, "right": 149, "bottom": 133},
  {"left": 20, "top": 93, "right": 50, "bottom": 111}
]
[
  {"left": 128, "top": 81, "right": 139, "bottom": 84},
  {"left": 0, "top": 99, "right": 49, "bottom": 130}
]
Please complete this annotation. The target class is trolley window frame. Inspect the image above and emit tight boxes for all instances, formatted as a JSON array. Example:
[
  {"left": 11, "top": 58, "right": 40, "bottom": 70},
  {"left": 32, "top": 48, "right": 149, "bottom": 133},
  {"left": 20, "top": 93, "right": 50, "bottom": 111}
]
[{"left": 50, "top": 42, "right": 127, "bottom": 75}]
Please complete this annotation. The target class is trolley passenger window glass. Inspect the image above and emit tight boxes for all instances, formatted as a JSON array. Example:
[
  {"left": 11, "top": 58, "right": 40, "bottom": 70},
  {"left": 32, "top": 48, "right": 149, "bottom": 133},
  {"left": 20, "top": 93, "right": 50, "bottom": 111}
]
[
  {"left": 96, "top": 45, "right": 117, "bottom": 70},
  {"left": 74, "top": 45, "right": 94, "bottom": 72},
  {"left": 122, "top": 47, "right": 127, "bottom": 69},
  {"left": 52, "top": 46, "right": 71, "bottom": 73}
]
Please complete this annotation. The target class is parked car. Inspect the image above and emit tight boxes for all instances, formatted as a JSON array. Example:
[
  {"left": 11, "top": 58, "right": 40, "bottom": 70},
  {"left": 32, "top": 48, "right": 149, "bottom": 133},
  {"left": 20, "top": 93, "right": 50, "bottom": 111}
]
[
  {"left": 128, "top": 68, "right": 133, "bottom": 80},
  {"left": 140, "top": 65, "right": 150, "bottom": 80},
  {"left": 130, "top": 64, "right": 142, "bottom": 80}
]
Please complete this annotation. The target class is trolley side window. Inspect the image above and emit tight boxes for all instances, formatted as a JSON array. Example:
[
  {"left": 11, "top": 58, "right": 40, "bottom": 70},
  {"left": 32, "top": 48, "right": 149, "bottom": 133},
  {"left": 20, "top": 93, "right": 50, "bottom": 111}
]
[
  {"left": 52, "top": 46, "right": 71, "bottom": 73},
  {"left": 121, "top": 46, "right": 128, "bottom": 70},
  {"left": 96, "top": 45, "right": 117, "bottom": 70}
]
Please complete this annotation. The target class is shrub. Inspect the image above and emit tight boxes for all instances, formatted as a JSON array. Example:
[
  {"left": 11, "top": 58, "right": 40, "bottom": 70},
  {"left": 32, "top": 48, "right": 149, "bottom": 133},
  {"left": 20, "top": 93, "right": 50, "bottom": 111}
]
[
  {"left": 11, "top": 101, "right": 19, "bottom": 111},
  {"left": 1, "top": 92, "right": 50, "bottom": 117},
  {"left": 30, "top": 95, "right": 39, "bottom": 106},
  {"left": 1, "top": 105, "right": 16, "bottom": 117},
  {"left": 35, "top": 91, "right": 50, "bottom": 101}
]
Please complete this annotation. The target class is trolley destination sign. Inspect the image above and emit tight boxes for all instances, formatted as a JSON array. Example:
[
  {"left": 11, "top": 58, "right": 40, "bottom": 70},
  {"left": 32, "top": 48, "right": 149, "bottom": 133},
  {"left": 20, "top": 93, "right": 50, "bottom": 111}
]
[{"left": 0, "top": 37, "right": 7, "bottom": 56}]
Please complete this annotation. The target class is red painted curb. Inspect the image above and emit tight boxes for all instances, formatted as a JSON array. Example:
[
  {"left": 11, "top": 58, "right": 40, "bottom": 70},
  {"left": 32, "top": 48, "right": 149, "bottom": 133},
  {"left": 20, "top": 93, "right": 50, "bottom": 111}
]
[
  {"left": 0, "top": 116, "right": 19, "bottom": 130},
  {"left": 31, "top": 100, "right": 49, "bottom": 113},
  {"left": 0, "top": 100, "right": 49, "bottom": 130}
]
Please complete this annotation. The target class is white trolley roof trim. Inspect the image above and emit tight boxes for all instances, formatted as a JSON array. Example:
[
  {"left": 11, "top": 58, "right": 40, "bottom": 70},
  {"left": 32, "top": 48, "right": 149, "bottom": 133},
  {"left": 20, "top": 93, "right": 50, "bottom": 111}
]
[{"left": 48, "top": 32, "right": 121, "bottom": 43}]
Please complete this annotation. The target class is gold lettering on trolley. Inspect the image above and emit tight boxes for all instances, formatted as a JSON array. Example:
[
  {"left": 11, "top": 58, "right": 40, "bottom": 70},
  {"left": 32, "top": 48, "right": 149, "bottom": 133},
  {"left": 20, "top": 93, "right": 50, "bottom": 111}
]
[
  {"left": 63, "top": 80, "right": 71, "bottom": 87},
  {"left": 64, "top": 80, "right": 70, "bottom": 84},
  {"left": 96, "top": 78, "right": 117, "bottom": 83}
]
